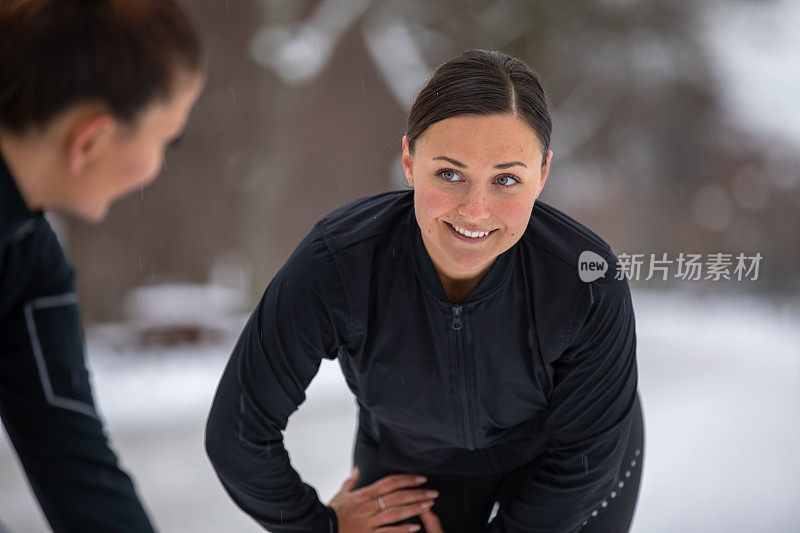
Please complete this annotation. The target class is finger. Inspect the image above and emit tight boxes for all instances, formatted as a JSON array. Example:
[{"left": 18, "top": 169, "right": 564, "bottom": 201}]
[
  {"left": 373, "top": 500, "right": 434, "bottom": 527},
  {"left": 420, "top": 509, "right": 445, "bottom": 533},
  {"left": 374, "top": 525, "right": 421, "bottom": 533},
  {"left": 381, "top": 488, "right": 440, "bottom": 509},
  {"left": 375, "top": 525, "right": 422, "bottom": 533},
  {"left": 362, "top": 474, "right": 427, "bottom": 498}
]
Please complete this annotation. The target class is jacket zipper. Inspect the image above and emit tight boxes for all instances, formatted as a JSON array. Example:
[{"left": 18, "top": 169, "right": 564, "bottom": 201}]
[{"left": 451, "top": 305, "right": 476, "bottom": 450}]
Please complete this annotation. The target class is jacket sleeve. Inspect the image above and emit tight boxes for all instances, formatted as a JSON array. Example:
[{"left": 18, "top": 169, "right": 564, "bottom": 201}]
[
  {"left": 488, "top": 269, "right": 638, "bottom": 533},
  {"left": 205, "top": 226, "right": 349, "bottom": 533},
  {"left": 0, "top": 220, "right": 155, "bottom": 532}
]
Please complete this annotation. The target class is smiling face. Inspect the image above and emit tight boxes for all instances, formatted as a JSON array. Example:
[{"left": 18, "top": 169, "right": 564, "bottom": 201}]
[{"left": 402, "top": 113, "right": 552, "bottom": 289}]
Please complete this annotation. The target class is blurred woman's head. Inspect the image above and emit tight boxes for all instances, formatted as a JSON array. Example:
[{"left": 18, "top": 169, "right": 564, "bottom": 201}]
[
  {"left": 402, "top": 49, "right": 554, "bottom": 287},
  {"left": 0, "top": 0, "right": 205, "bottom": 221}
]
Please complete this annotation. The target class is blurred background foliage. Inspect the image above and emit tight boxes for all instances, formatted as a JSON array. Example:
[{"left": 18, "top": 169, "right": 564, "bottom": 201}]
[{"left": 62, "top": 0, "right": 799, "bottom": 322}]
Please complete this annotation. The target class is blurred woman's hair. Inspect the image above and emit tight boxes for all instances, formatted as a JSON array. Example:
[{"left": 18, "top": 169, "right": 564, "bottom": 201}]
[
  {"left": 0, "top": 0, "right": 203, "bottom": 133},
  {"left": 407, "top": 49, "right": 552, "bottom": 164}
]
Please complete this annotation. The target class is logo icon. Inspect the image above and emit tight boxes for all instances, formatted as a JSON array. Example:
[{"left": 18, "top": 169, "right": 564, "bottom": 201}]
[{"left": 578, "top": 251, "right": 608, "bottom": 282}]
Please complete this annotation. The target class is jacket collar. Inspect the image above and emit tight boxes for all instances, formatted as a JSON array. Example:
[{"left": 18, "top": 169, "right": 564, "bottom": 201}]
[
  {"left": 408, "top": 207, "right": 514, "bottom": 304},
  {"left": 0, "top": 146, "right": 37, "bottom": 235}
]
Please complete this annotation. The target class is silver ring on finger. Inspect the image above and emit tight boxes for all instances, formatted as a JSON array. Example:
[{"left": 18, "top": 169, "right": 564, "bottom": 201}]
[{"left": 378, "top": 495, "right": 388, "bottom": 511}]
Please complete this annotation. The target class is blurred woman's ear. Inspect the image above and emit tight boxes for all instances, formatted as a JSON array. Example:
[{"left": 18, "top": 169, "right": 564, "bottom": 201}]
[{"left": 66, "top": 113, "right": 114, "bottom": 176}]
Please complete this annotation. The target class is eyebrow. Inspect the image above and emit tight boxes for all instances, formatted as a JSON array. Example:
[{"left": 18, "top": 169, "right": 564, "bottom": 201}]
[{"left": 432, "top": 155, "right": 528, "bottom": 169}]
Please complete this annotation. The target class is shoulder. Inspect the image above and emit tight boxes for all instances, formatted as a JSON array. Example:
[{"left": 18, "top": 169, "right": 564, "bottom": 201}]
[
  {"left": 275, "top": 191, "right": 412, "bottom": 295},
  {"left": 284, "top": 190, "right": 411, "bottom": 275},
  {"left": 0, "top": 215, "right": 75, "bottom": 317},
  {"left": 313, "top": 190, "right": 413, "bottom": 253},
  {"left": 520, "top": 201, "right": 632, "bottom": 342},
  {"left": 2, "top": 215, "right": 71, "bottom": 277},
  {"left": 521, "top": 200, "right": 616, "bottom": 272},
  {"left": 522, "top": 200, "right": 624, "bottom": 290}
]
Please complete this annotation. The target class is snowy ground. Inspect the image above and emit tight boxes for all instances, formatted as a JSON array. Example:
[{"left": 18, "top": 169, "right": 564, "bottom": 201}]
[{"left": 1, "top": 290, "right": 799, "bottom": 533}]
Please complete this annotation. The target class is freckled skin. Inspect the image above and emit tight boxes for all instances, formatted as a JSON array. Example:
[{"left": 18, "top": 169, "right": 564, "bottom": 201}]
[{"left": 402, "top": 114, "right": 552, "bottom": 300}]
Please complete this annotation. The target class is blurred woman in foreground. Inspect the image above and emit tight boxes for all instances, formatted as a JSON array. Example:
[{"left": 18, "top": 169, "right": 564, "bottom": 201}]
[{"left": 0, "top": 1, "right": 204, "bottom": 530}]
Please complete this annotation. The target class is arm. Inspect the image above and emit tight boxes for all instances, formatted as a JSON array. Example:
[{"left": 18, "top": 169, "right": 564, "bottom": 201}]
[
  {"left": 0, "top": 220, "right": 154, "bottom": 532},
  {"left": 488, "top": 269, "right": 638, "bottom": 533},
  {"left": 205, "top": 226, "right": 349, "bottom": 533}
]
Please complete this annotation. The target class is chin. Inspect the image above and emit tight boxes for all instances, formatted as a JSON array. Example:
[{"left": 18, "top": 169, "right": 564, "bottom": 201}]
[{"left": 75, "top": 202, "right": 111, "bottom": 223}]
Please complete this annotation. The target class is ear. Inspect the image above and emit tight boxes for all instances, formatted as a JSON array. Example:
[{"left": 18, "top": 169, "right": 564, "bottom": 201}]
[
  {"left": 401, "top": 135, "right": 414, "bottom": 186},
  {"left": 67, "top": 114, "right": 115, "bottom": 176},
  {"left": 537, "top": 150, "right": 553, "bottom": 198}
]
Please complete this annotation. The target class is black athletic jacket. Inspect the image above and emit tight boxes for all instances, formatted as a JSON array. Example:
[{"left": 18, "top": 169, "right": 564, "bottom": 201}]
[
  {"left": 206, "top": 190, "right": 638, "bottom": 533},
  {"left": 0, "top": 151, "right": 154, "bottom": 531}
]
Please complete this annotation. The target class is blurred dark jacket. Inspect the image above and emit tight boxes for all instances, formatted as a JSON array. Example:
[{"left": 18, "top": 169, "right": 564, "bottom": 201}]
[{"left": 0, "top": 150, "right": 154, "bottom": 532}]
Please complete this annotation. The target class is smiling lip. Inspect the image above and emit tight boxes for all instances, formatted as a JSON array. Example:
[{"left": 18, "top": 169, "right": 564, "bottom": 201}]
[{"left": 446, "top": 222, "right": 496, "bottom": 242}]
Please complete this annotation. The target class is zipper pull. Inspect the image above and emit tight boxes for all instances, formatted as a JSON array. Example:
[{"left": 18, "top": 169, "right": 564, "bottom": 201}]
[{"left": 451, "top": 305, "right": 463, "bottom": 330}]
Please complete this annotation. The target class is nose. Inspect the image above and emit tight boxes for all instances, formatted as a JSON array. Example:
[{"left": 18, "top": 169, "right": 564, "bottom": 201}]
[{"left": 457, "top": 184, "right": 490, "bottom": 221}]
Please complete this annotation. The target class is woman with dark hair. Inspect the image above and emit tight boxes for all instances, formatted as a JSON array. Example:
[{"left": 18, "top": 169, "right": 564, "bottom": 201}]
[
  {"left": 0, "top": 0, "right": 204, "bottom": 530},
  {"left": 206, "top": 49, "right": 643, "bottom": 533}
]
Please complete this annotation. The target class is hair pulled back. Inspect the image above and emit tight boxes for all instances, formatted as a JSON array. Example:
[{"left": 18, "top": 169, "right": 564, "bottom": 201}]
[
  {"left": 407, "top": 49, "right": 552, "bottom": 163},
  {"left": 0, "top": 0, "right": 203, "bottom": 132}
]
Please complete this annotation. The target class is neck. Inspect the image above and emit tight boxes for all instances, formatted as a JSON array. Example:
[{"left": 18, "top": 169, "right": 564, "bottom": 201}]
[
  {"left": 421, "top": 232, "right": 496, "bottom": 303},
  {"left": 0, "top": 128, "right": 60, "bottom": 211},
  {"left": 439, "top": 277, "right": 477, "bottom": 304}
]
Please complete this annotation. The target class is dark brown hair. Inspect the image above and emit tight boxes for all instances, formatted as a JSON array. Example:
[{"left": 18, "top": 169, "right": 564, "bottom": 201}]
[
  {"left": 407, "top": 49, "right": 552, "bottom": 164},
  {"left": 0, "top": 0, "right": 203, "bottom": 133}
]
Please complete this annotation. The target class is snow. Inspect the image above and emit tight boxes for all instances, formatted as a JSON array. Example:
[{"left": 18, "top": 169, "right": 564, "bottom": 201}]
[
  {"left": 632, "top": 291, "right": 800, "bottom": 533},
  {"left": 121, "top": 283, "right": 246, "bottom": 324},
  {"left": 1, "top": 290, "right": 798, "bottom": 532}
]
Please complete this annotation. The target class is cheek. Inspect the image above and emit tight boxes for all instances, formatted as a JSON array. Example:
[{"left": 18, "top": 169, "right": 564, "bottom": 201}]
[
  {"left": 501, "top": 198, "right": 536, "bottom": 237},
  {"left": 415, "top": 188, "right": 453, "bottom": 221},
  {"left": 414, "top": 189, "right": 452, "bottom": 237},
  {"left": 142, "top": 152, "right": 164, "bottom": 185},
  {"left": 114, "top": 144, "right": 163, "bottom": 189}
]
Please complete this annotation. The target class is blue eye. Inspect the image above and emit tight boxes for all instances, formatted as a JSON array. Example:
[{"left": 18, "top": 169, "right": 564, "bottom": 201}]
[
  {"left": 496, "top": 175, "right": 520, "bottom": 187},
  {"left": 437, "top": 169, "right": 462, "bottom": 182}
]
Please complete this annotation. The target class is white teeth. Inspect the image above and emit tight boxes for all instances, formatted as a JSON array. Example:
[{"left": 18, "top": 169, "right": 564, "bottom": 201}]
[{"left": 451, "top": 224, "right": 489, "bottom": 238}]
